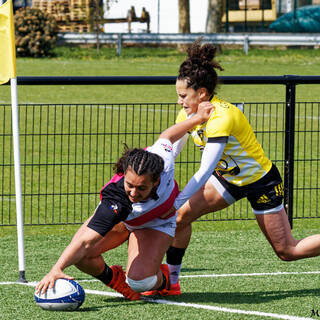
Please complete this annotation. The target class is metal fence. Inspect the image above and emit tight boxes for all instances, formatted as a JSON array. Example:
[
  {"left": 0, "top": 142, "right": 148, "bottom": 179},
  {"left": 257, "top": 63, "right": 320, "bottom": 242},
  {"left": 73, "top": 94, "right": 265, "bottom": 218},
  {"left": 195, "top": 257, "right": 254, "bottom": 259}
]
[
  {"left": 58, "top": 32, "right": 320, "bottom": 55},
  {"left": 1, "top": 75, "right": 320, "bottom": 227}
]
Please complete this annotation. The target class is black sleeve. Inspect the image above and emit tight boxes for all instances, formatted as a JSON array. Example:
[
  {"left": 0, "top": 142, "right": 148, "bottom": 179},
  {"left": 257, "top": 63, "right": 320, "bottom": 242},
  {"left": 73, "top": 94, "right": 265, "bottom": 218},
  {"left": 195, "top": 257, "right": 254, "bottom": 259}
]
[
  {"left": 207, "top": 136, "right": 228, "bottom": 143},
  {"left": 87, "top": 200, "right": 131, "bottom": 237}
]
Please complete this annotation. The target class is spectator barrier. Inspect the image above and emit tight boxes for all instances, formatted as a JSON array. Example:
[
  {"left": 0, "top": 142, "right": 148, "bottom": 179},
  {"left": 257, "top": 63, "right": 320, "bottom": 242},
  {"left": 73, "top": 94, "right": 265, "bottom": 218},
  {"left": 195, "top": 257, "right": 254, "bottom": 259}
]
[{"left": 1, "top": 75, "right": 320, "bottom": 228}]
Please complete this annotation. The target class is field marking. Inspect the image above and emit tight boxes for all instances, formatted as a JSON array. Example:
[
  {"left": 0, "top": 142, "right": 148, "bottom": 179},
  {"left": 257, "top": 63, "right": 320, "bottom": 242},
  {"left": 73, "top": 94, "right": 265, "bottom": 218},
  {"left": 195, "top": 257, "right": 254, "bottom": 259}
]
[
  {"left": 77, "top": 270, "right": 320, "bottom": 282},
  {"left": 180, "top": 270, "right": 320, "bottom": 278},
  {"left": 84, "top": 289, "right": 313, "bottom": 320},
  {"left": 0, "top": 282, "right": 313, "bottom": 320},
  {"left": 0, "top": 272, "right": 317, "bottom": 320}
]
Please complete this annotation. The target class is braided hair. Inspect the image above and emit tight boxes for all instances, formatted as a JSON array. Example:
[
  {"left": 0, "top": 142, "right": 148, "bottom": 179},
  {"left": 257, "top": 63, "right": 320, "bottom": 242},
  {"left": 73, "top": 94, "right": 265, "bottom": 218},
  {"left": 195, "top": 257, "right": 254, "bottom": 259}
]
[
  {"left": 177, "top": 38, "right": 224, "bottom": 95},
  {"left": 114, "top": 146, "right": 164, "bottom": 182}
]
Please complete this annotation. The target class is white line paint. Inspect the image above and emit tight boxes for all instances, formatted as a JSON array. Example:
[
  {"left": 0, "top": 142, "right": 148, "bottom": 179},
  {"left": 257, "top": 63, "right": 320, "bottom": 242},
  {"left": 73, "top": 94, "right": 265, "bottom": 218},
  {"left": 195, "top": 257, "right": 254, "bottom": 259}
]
[
  {"left": 84, "top": 290, "right": 314, "bottom": 320},
  {"left": 4, "top": 270, "right": 316, "bottom": 286},
  {"left": 80, "top": 270, "right": 320, "bottom": 281},
  {"left": 146, "top": 299, "right": 314, "bottom": 320},
  {"left": 85, "top": 289, "right": 121, "bottom": 298},
  {"left": 0, "top": 271, "right": 317, "bottom": 320},
  {"left": 180, "top": 270, "right": 320, "bottom": 278}
]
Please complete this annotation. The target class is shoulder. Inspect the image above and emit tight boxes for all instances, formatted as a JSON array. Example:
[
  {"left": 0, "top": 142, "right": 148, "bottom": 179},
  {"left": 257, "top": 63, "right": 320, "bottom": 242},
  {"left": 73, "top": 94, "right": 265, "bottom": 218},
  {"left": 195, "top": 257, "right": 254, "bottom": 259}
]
[
  {"left": 211, "top": 96, "right": 236, "bottom": 111},
  {"left": 205, "top": 97, "right": 237, "bottom": 136},
  {"left": 147, "top": 139, "right": 174, "bottom": 170}
]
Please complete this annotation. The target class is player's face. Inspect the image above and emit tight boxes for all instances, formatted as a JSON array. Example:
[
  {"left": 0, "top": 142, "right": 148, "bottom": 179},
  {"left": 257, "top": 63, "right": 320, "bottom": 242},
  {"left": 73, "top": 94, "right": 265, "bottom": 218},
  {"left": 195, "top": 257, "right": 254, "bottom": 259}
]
[
  {"left": 176, "top": 79, "right": 205, "bottom": 116},
  {"left": 124, "top": 167, "right": 160, "bottom": 203}
]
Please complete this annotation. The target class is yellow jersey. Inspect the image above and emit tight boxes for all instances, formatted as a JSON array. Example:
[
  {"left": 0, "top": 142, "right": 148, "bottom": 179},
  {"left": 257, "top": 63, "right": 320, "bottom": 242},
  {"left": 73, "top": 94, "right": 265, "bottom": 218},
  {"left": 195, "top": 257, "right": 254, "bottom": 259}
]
[{"left": 176, "top": 96, "right": 272, "bottom": 186}]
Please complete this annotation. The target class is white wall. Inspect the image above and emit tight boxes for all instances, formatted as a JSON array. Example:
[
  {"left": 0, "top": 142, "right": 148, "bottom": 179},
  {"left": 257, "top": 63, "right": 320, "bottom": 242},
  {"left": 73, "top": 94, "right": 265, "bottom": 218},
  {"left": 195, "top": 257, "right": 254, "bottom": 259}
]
[{"left": 103, "top": 0, "right": 208, "bottom": 33}]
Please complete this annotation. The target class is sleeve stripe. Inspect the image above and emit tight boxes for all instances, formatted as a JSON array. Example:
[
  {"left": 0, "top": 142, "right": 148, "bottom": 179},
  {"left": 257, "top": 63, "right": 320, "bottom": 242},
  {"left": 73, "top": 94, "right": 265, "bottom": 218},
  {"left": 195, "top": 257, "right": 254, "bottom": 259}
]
[{"left": 208, "top": 136, "right": 228, "bottom": 143}]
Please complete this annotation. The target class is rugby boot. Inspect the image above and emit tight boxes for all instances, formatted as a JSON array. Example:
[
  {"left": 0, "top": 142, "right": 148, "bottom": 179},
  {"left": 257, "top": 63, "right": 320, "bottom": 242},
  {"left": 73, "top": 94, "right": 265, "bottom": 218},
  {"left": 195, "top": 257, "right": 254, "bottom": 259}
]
[
  {"left": 108, "top": 265, "right": 141, "bottom": 301},
  {"left": 142, "top": 264, "right": 179, "bottom": 296},
  {"left": 166, "top": 281, "right": 181, "bottom": 296},
  {"left": 141, "top": 288, "right": 158, "bottom": 296}
]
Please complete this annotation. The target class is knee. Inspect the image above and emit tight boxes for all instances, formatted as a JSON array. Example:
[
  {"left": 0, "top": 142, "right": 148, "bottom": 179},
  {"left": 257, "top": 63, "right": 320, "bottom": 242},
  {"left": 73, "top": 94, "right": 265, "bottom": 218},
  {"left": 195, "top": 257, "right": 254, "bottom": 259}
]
[
  {"left": 126, "top": 275, "right": 157, "bottom": 292},
  {"left": 176, "top": 213, "right": 191, "bottom": 230}
]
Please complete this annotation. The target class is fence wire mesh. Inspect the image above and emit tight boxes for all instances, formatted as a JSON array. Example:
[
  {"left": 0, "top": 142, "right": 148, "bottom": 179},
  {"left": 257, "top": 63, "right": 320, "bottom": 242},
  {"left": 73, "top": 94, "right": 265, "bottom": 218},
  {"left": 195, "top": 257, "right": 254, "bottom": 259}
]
[{"left": 0, "top": 101, "right": 319, "bottom": 226}]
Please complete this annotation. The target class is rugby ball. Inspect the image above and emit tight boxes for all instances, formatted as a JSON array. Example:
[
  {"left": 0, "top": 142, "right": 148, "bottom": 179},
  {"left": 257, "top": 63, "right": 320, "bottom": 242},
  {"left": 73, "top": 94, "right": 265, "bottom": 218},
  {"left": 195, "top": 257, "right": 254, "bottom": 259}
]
[{"left": 34, "top": 279, "right": 85, "bottom": 311}]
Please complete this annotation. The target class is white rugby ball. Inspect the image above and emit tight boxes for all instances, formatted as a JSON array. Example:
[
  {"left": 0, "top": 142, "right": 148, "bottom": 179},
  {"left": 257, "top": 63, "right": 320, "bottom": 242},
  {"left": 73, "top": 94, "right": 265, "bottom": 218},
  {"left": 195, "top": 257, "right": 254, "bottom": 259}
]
[{"left": 34, "top": 279, "right": 85, "bottom": 311}]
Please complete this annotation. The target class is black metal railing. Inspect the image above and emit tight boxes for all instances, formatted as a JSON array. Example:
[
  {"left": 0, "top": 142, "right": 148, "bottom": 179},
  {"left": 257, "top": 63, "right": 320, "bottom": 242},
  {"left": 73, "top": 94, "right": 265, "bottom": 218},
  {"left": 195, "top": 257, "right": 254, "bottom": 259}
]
[{"left": 1, "top": 75, "right": 320, "bottom": 227}]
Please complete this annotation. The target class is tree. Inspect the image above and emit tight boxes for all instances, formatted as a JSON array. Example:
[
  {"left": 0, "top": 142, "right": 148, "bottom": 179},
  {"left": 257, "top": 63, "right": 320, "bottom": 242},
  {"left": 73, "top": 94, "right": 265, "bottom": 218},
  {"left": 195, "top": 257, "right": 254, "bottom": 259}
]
[
  {"left": 206, "top": 0, "right": 223, "bottom": 33},
  {"left": 89, "top": 0, "right": 103, "bottom": 51},
  {"left": 88, "top": 0, "right": 117, "bottom": 52},
  {"left": 178, "top": 0, "right": 190, "bottom": 33}
]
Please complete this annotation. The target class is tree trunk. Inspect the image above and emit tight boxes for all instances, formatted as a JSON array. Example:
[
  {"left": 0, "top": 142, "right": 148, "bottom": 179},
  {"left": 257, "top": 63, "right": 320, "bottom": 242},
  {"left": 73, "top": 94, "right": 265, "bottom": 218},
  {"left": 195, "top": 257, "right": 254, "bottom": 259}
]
[
  {"left": 206, "top": 0, "right": 222, "bottom": 33},
  {"left": 178, "top": 0, "right": 190, "bottom": 33}
]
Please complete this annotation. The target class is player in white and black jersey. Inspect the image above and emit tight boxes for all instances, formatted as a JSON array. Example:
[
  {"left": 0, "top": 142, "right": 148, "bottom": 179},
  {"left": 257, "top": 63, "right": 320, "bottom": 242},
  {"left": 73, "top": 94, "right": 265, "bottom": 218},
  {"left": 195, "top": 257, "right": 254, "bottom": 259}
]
[{"left": 35, "top": 103, "right": 212, "bottom": 301}]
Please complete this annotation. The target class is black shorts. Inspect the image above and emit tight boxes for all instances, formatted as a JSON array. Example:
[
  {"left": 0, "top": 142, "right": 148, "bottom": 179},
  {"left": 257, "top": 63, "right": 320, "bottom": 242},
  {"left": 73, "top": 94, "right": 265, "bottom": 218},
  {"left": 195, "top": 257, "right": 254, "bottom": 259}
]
[{"left": 213, "top": 164, "right": 284, "bottom": 213}]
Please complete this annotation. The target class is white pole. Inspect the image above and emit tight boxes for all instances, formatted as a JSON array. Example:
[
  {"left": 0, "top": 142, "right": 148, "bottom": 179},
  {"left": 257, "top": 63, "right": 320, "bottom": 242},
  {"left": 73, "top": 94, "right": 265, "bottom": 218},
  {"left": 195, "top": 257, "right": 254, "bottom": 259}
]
[
  {"left": 157, "top": 0, "right": 160, "bottom": 33},
  {"left": 10, "top": 77, "right": 27, "bottom": 283}
]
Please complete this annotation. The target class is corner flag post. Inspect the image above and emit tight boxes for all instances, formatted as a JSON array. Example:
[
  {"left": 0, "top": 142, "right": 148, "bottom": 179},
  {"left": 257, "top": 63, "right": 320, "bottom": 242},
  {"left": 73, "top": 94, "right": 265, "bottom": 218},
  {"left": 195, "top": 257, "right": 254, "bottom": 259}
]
[{"left": 0, "top": 0, "right": 27, "bottom": 283}]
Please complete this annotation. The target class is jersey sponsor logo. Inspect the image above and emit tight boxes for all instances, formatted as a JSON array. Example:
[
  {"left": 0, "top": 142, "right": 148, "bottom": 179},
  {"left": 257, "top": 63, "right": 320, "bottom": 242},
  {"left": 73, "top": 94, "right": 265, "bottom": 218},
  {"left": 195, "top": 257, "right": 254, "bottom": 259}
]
[
  {"left": 191, "top": 128, "right": 208, "bottom": 151},
  {"left": 197, "top": 129, "right": 204, "bottom": 141},
  {"left": 160, "top": 143, "right": 173, "bottom": 153},
  {"left": 216, "top": 155, "right": 240, "bottom": 176},
  {"left": 109, "top": 204, "right": 118, "bottom": 214},
  {"left": 220, "top": 102, "right": 230, "bottom": 109},
  {"left": 256, "top": 194, "right": 271, "bottom": 204}
]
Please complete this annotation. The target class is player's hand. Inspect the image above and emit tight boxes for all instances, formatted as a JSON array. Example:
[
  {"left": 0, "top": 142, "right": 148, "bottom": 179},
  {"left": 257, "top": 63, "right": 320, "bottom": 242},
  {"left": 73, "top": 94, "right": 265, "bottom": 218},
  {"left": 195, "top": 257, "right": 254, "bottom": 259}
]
[
  {"left": 35, "top": 268, "right": 74, "bottom": 295},
  {"left": 196, "top": 101, "right": 214, "bottom": 123}
]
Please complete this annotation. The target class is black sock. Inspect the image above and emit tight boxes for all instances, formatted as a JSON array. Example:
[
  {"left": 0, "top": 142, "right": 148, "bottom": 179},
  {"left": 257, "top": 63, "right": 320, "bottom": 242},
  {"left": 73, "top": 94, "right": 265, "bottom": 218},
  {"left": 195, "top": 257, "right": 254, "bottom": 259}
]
[
  {"left": 95, "top": 263, "right": 113, "bottom": 285},
  {"left": 166, "top": 246, "right": 186, "bottom": 265}
]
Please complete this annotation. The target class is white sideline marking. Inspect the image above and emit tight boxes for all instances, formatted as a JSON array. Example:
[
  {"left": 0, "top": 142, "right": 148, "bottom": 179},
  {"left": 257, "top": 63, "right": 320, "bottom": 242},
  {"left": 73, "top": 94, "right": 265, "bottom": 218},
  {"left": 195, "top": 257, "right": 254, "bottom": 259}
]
[
  {"left": 76, "top": 270, "right": 320, "bottom": 282},
  {"left": 1, "top": 271, "right": 318, "bottom": 320},
  {"left": 180, "top": 270, "right": 320, "bottom": 278},
  {"left": 147, "top": 299, "right": 314, "bottom": 320},
  {"left": 84, "top": 290, "right": 314, "bottom": 320}
]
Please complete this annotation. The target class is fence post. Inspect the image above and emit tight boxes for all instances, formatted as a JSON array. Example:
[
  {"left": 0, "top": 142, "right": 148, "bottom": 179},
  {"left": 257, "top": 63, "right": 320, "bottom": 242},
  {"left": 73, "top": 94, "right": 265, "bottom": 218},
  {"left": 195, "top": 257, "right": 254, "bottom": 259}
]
[
  {"left": 117, "top": 33, "right": 122, "bottom": 56},
  {"left": 284, "top": 76, "right": 296, "bottom": 228},
  {"left": 243, "top": 36, "right": 249, "bottom": 55}
]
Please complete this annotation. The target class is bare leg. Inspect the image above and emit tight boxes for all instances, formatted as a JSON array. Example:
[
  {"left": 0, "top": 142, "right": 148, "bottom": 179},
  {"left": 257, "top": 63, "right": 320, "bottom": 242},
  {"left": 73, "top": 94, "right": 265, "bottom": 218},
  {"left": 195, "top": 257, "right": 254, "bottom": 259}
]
[
  {"left": 166, "top": 180, "right": 230, "bottom": 287},
  {"left": 173, "top": 181, "right": 229, "bottom": 249},
  {"left": 256, "top": 207, "right": 320, "bottom": 261},
  {"left": 75, "top": 221, "right": 129, "bottom": 275},
  {"left": 126, "top": 228, "right": 173, "bottom": 289}
]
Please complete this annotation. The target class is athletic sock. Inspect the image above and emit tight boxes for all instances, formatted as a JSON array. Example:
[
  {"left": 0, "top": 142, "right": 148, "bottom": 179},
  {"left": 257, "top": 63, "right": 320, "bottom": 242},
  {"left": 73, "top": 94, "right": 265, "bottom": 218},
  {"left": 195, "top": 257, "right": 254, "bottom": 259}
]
[
  {"left": 166, "top": 246, "right": 186, "bottom": 284},
  {"left": 94, "top": 263, "right": 113, "bottom": 285},
  {"left": 166, "top": 263, "right": 182, "bottom": 285}
]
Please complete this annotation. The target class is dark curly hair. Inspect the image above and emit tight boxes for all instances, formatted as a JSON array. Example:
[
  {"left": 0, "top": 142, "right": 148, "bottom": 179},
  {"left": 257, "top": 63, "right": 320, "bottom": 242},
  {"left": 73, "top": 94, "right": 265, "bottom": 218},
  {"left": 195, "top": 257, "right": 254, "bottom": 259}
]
[
  {"left": 113, "top": 145, "right": 164, "bottom": 182},
  {"left": 177, "top": 38, "right": 224, "bottom": 95}
]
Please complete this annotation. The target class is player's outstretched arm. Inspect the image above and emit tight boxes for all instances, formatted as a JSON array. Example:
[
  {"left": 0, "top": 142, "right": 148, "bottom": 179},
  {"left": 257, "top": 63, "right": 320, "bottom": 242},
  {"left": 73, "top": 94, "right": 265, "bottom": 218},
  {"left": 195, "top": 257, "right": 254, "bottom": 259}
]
[
  {"left": 35, "top": 223, "right": 103, "bottom": 294},
  {"left": 160, "top": 101, "right": 213, "bottom": 143}
]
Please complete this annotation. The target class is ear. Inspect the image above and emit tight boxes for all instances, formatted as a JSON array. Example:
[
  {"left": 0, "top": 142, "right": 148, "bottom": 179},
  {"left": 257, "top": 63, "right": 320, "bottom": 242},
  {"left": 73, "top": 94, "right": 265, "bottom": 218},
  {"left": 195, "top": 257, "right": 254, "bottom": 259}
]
[
  {"left": 154, "top": 177, "right": 161, "bottom": 187},
  {"left": 199, "top": 87, "right": 208, "bottom": 101}
]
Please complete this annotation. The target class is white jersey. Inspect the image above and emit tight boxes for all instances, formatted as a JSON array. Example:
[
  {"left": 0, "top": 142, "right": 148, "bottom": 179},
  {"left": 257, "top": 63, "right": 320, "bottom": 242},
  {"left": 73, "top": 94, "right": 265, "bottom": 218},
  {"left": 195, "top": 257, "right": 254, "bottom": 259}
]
[{"left": 124, "top": 138, "right": 178, "bottom": 230}]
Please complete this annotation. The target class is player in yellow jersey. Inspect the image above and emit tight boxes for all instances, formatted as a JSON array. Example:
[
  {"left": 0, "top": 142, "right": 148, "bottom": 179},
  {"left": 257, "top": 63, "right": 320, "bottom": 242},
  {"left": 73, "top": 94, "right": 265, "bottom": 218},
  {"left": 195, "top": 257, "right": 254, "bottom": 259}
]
[{"left": 161, "top": 39, "right": 320, "bottom": 296}]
